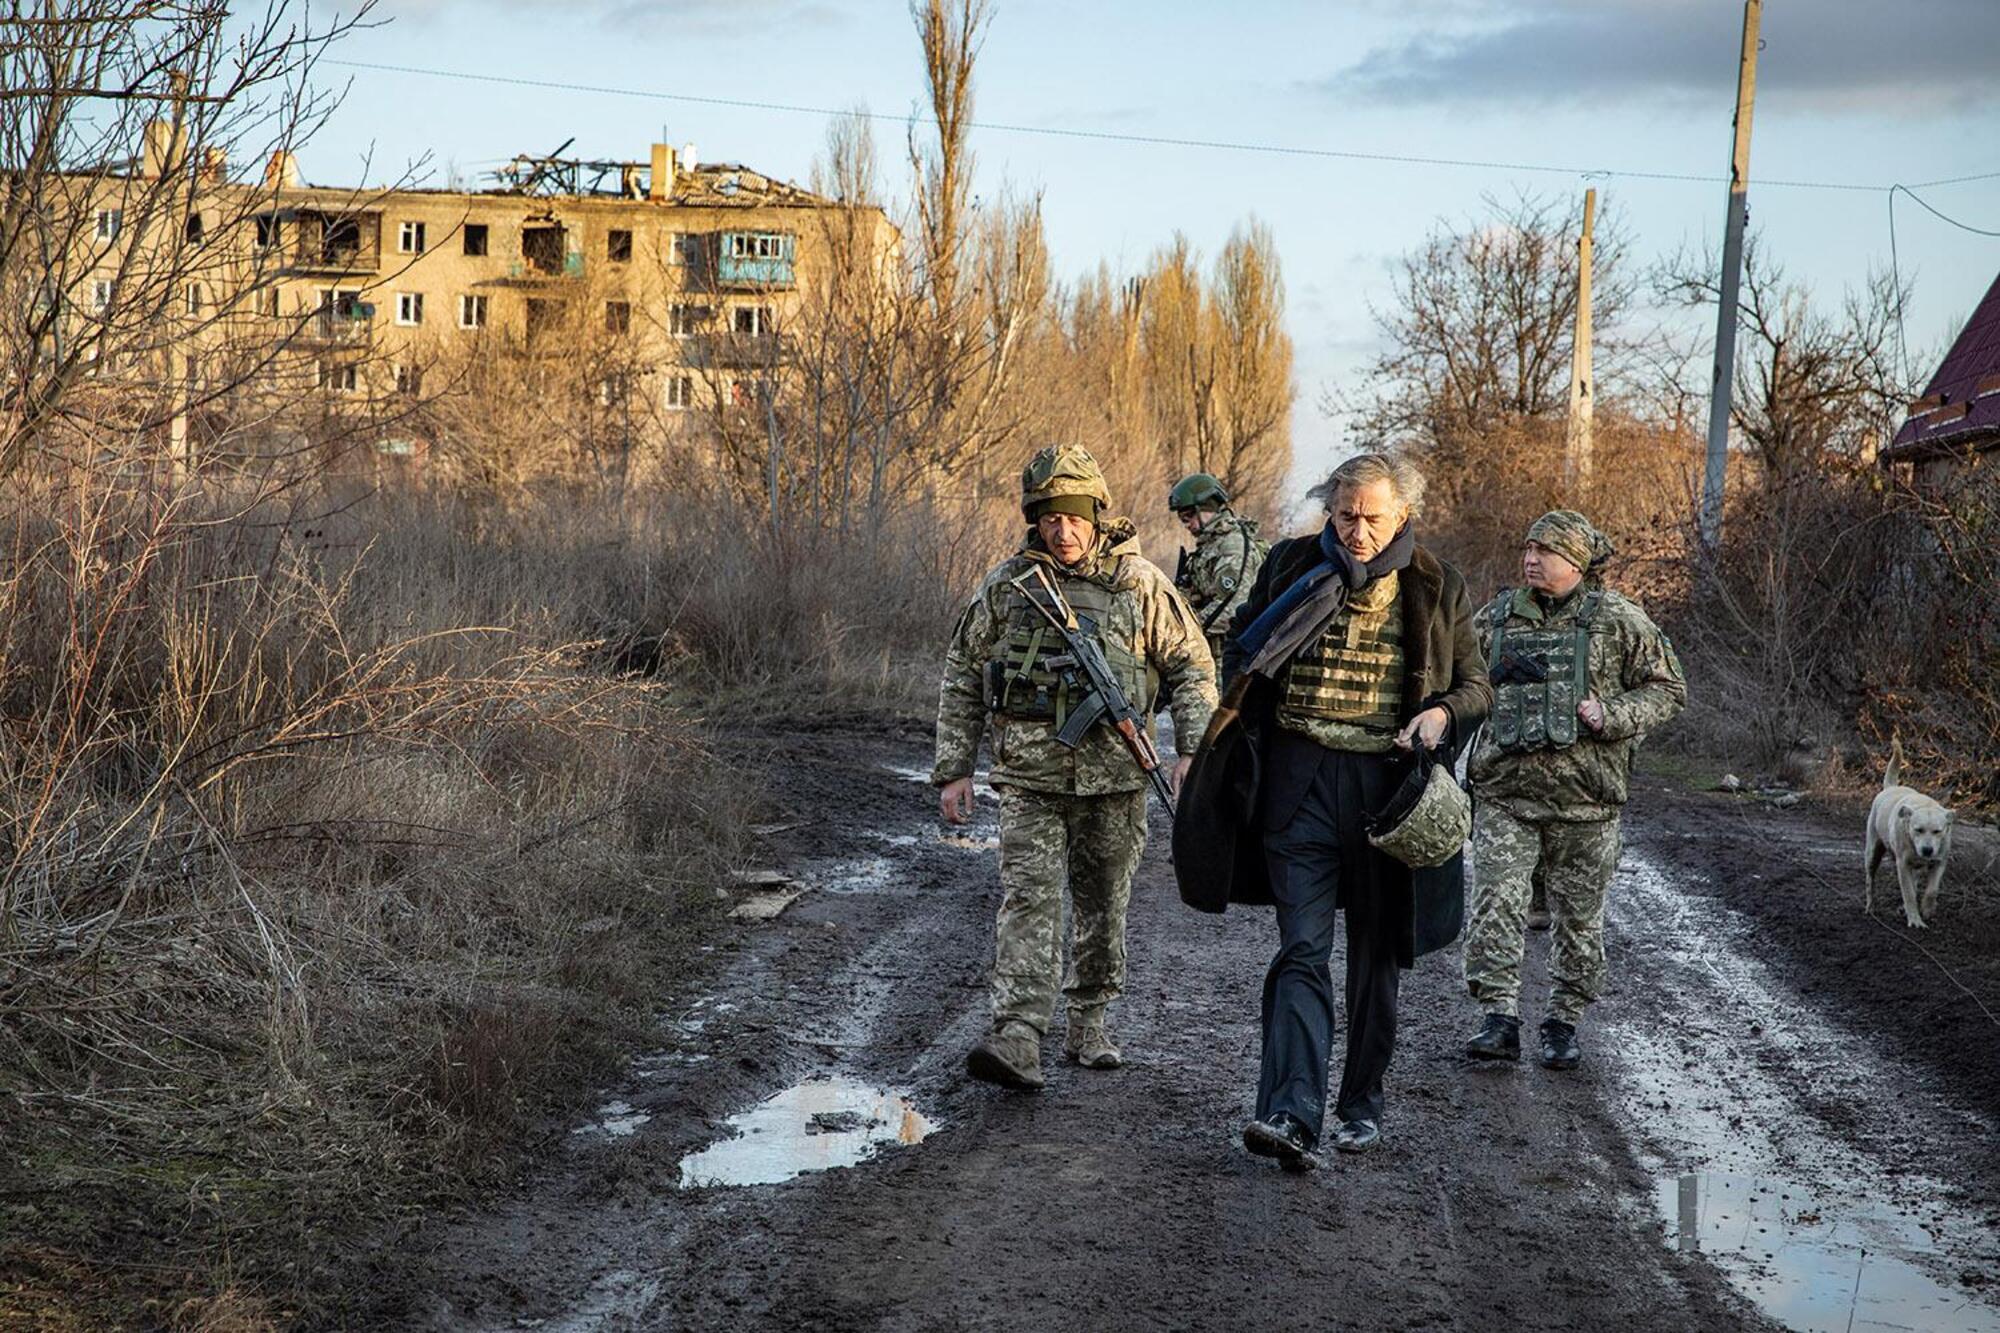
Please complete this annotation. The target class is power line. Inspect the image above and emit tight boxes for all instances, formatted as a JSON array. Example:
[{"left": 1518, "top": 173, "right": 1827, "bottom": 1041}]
[
  {"left": 1891, "top": 183, "right": 2000, "bottom": 238},
  {"left": 323, "top": 58, "right": 1965, "bottom": 196}
]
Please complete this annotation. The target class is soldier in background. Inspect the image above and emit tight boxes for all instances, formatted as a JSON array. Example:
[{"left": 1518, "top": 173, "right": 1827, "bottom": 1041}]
[
  {"left": 1463, "top": 510, "right": 1687, "bottom": 1070},
  {"left": 1170, "top": 472, "right": 1269, "bottom": 673},
  {"left": 934, "top": 445, "right": 1216, "bottom": 1090}
]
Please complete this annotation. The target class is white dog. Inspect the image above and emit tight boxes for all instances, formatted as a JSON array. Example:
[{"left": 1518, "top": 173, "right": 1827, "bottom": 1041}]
[{"left": 1864, "top": 737, "right": 1955, "bottom": 929}]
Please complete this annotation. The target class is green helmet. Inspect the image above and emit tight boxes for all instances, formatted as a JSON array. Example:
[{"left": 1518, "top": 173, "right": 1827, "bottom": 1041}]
[
  {"left": 1021, "top": 444, "right": 1112, "bottom": 522},
  {"left": 1169, "top": 472, "right": 1229, "bottom": 513},
  {"left": 1366, "top": 751, "right": 1472, "bottom": 869}
]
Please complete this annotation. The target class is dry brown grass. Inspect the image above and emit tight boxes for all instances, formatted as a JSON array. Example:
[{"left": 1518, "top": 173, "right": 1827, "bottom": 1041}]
[{"left": 0, "top": 469, "right": 776, "bottom": 1327}]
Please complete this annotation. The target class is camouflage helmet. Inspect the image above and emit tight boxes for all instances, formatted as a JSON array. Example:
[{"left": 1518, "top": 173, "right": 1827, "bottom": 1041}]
[
  {"left": 1168, "top": 472, "right": 1229, "bottom": 512},
  {"left": 1367, "top": 750, "right": 1472, "bottom": 869},
  {"left": 1021, "top": 444, "right": 1112, "bottom": 522}
]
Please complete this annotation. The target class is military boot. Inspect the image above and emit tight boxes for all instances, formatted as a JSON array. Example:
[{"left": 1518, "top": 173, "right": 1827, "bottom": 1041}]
[
  {"left": 1465, "top": 1013, "right": 1522, "bottom": 1061},
  {"left": 1539, "top": 1018, "right": 1581, "bottom": 1071},
  {"left": 966, "top": 1020, "right": 1045, "bottom": 1091},
  {"left": 1064, "top": 1008, "right": 1122, "bottom": 1070}
]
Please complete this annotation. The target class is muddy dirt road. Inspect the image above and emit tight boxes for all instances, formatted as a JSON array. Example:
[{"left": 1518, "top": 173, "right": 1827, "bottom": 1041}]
[{"left": 399, "top": 721, "right": 2000, "bottom": 1332}]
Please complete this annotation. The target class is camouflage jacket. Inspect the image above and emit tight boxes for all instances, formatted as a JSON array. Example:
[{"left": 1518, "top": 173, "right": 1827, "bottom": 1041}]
[
  {"left": 1468, "top": 584, "right": 1687, "bottom": 821},
  {"left": 1177, "top": 512, "right": 1268, "bottom": 647},
  {"left": 933, "top": 519, "right": 1217, "bottom": 796}
]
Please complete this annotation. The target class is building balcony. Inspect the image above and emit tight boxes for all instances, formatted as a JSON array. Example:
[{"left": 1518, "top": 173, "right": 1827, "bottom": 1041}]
[
  {"left": 294, "top": 311, "right": 374, "bottom": 347},
  {"left": 714, "top": 232, "right": 796, "bottom": 290},
  {"left": 685, "top": 332, "right": 789, "bottom": 369}
]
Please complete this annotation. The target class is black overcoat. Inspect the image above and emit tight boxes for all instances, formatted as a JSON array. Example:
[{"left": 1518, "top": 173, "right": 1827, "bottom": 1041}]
[{"left": 1172, "top": 536, "right": 1493, "bottom": 966}]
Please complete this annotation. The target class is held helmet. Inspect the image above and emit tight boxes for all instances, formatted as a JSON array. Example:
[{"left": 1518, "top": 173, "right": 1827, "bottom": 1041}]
[
  {"left": 1366, "top": 748, "right": 1473, "bottom": 869},
  {"left": 1021, "top": 444, "right": 1112, "bottom": 522},
  {"left": 1168, "top": 472, "right": 1229, "bottom": 513}
]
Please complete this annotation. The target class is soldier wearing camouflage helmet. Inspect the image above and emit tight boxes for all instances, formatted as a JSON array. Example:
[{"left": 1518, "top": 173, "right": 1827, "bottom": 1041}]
[
  {"left": 1170, "top": 472, "right": 1269, "bottom": 671},
  {"left": 935, "top": 444, "right": 1217, "bottom": 1090},
  {"left": 1462, "top": 510, "right": 1687, "bottom": 1070}
]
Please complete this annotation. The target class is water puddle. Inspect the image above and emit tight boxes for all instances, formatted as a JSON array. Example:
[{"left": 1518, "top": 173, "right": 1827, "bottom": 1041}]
[
  {"left": 676, "top": 1075, "right": 937, "bottom": 1189},
  {"left": 812, "top": 855, "right": 897, "bottom": 894},
  {"left": 1661, "top": 1171, "right": 2000, "bottom": 1332},
  {"left": 1607, "top": 852, "right": 2000, "bottom": 1330},
  {"left": 571, "top": 1099, "right": 650, "bottom": 1139}
]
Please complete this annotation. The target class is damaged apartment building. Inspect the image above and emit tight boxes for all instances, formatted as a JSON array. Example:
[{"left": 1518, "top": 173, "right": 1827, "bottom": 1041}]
[{"left": 58, "top": 123, "right": 898, "bottom": 453}]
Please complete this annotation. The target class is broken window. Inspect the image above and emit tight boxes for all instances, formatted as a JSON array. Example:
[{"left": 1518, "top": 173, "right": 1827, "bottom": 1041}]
[
  {"left": 319, "top": 361, "right": 359, "bottom": 393},
  {"left": 605, "top": 300, "right": 631, "bottom": 334},
  {"left": 95, "top": 209, "right": 122, "bottom": 242},
  {"left": 254, "top": 215, "right": 280, "bottom": 250},
  {"left": 399, "top": 220, "right": 426, "bottom": 254},
  {"left": 525, "top": 298, "right": 564, "bottom": 340},
  {"left": 254, "top": 286, "right": 280, "bottom": 317},
  {"left": 396, "top": 292, "right": 424, "bottom": 326},
  {"left": 522, "top": 225, "right": 565, "bottom": 275},
  {"left": 394, "top": 363, "right": 424, "bottom": 395},
  {"left": 664, "top": 374, "right": 693, "bottom": 410},
  {"left": 458, "top": 294, "right": 488, "bottom": 329},
  {"left": 463, "top": 223, "right": 488, "bottom": 256},
  {"left": 92, "top": 279, "right": 113, "bottom": 311},
  {"left": 724, "top": 233, "right": 787, "bottom": 260},
  {"left": 732, "top": 305, "right": 772, "bottom": 337},
  {"left": 669, "top": 232, "right": 702, "bottom": 267},
  {"left": 185, "top": 282, "right": 204, "bottom": 315},
  {"left": 607, "top": 229, "right": 632, "bottom": 263},
  {"left": 320, "top": 216, "right": 362, "bottom": 266},
  {"left": 668, "top": 303, "right": 709, "bottom": 337},
  {"left": 184, "top": 213, "right": 205, "bottom": 244}
]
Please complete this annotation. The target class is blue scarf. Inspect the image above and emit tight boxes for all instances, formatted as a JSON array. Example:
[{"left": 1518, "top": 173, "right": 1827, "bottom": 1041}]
[{"left": 1235, "top": 521, "right": 1416, "bottom": 668}]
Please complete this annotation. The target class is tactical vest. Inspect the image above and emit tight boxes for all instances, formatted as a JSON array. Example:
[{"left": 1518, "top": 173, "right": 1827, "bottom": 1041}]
[
  {"left": 1487, "top": 590, "right": 1602, "bottom": 753},
  {"left": 985, "top": 567, "right": 1157, "bottom": 726},
  {"left": 1280, "top": 578, "right": 1404, "bottom": 732}
]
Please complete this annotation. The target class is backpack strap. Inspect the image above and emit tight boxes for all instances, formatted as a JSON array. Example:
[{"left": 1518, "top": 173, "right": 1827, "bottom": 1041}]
[
  {"left": 1485, "top": 588, "right": 1513, "bottom": 677},
  {"left": 1571, "top": 590, "right": 1603, "bottom": 697}
]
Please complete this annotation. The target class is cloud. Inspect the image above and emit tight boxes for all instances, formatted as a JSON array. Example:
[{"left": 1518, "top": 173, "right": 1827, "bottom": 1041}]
[{"left": 1321, "top": 0, "right": 2000, "bottom": 116}]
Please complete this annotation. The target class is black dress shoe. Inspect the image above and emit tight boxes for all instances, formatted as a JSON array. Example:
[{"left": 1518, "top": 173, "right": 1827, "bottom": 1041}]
[
  {"left": 1243, "top": 1113, "right": 1319, "bottom": 1172},
  {"left": 1465, "top": 1013, "right": 1522, "bottom": 1061},
  {"left": 1539, "top": 1018, "right": 1581, "bottom": 1070},
  {"left": 1333, "top": 1118, "right": 1381, "bottom": 1153}
]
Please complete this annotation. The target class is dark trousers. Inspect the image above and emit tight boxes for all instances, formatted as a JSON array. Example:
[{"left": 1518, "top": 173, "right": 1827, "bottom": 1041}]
[{"left": 1254, "top": 733, "right": 1401, "bottom": 1139}]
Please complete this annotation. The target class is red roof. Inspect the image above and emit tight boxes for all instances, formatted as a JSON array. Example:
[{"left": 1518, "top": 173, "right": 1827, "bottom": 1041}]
[{"left": 1888, "top": 269, "right": 2000, "bottom": 459}]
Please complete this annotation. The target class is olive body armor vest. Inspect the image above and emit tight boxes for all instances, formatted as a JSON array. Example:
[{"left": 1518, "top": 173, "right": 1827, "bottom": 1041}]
[
  {"left": 1487, "top": 590, "right": 1602, "bottom": 753},
  {"left": 1280, "top": 579, "right": 1404, "bottom": 733},
  {"left": 984, "top": 571, "right": 1157, "bottom": 725}
]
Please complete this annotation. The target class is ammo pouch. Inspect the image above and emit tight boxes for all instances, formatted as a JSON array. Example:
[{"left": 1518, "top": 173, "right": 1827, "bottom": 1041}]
[
  {"left": 985, "top": 575, "right": 1156, "bottom": 727},
  {"left": 1488, "top": 592, "right": 1601, "bottom": 754}
]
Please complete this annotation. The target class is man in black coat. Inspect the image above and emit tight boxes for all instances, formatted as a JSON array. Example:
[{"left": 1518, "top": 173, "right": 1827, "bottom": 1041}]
[{"left": 1173, "top": 453, "right": 1491, "bottom": 1170}]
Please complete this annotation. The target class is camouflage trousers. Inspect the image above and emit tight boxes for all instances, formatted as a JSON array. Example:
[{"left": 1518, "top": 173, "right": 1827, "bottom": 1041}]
[
  {"left": 1465, "top": 802, "right": 1622, "bottom": 1024},
  {"left": 991, "top": 786, "right": 1148, "bottom": 1035}
]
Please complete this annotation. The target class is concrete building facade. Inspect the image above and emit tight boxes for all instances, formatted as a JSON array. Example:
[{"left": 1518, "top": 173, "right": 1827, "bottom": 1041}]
[{"left": 62, "top": 129, "right": 897, "bottom": 455}]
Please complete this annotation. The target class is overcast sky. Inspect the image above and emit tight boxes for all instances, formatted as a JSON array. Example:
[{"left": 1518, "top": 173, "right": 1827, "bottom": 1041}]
[{"left": 304, "top": 0, "right": 2000, "bottom": 505}]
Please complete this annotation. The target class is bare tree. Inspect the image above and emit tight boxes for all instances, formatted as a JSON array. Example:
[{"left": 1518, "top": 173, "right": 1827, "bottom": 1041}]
[
  {"left": 907, "top": 0, "right": 987, "bottom": 325},
  {"left": 1656, "top": 234, "right": 1916, "bottom": 478},
  {"left": 0, "top": 0, "right": 378, "bottom": 477}
]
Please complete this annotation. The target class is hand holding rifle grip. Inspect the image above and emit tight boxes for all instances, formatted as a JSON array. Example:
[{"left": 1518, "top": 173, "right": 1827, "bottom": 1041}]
[{"left": 1010, "top": 566, "right": 1177, "bottom": 816}]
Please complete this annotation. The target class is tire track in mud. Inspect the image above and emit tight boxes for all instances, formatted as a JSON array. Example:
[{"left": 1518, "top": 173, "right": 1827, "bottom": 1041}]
[{"left": 400, "top": 730, "right": 1996, "bottom": 1332}]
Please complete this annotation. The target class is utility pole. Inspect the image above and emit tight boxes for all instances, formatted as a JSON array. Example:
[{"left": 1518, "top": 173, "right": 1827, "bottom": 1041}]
[
  {"left": 1700, "top": 0, "right": 1761, "bottom": 550},
  {"left": 1565, "top": 186, "right": 1597, "bottom": 490}
]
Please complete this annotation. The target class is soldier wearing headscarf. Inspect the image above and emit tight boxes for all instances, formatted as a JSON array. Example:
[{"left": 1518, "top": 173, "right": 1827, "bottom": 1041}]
[
  {"left": 934, "top": 445, "right": 1216, "bottom": 1090},
  {"left": 1462, "top": 510, "right": 1687, "bottom": 1070}
]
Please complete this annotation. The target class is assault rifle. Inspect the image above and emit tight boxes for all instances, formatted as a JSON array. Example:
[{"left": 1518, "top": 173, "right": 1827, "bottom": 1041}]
[{"left": 1008, "top": 564, "right": 1178, "bottom": 816}]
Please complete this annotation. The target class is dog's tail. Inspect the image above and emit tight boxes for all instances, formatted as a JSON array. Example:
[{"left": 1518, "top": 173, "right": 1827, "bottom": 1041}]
[{"left": 1885, "top": 734, "right": 1905, "bottom": 789}]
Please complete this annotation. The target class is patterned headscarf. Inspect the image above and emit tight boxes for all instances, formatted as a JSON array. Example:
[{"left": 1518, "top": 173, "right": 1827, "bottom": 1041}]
[{"left": 1526, "top": 509, "right": 1615, "bottom": 575}]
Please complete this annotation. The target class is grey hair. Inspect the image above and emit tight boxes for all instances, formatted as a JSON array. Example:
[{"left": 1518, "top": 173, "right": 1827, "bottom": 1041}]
[{"left": 1309, "top": 451, "right": 1426, "bottom": 516}]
